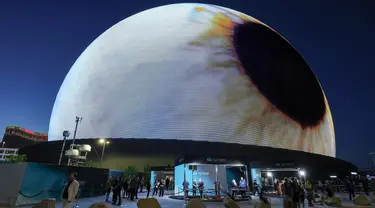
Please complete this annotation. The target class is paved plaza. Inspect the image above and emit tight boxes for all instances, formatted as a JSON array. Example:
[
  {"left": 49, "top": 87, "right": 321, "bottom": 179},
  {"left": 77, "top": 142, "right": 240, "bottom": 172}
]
[{"left": 18, "top": 192, "right": 375, "bottom": 208}]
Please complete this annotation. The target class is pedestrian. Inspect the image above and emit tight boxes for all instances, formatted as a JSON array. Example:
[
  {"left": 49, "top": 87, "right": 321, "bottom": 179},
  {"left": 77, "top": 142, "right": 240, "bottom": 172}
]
[
  {"left": 61, "top": 172, "right": 80, "bottom": 208},
  {"left": 345, "top": 178, "right": 355, "bottom": 200},
  {"left": 130, "top": 176, "right": 137, "bottom": 201},
  {"left": 152, "top": 180, "right": 160, "bottom": 197},
  {"left": 105, "top": 181, "right": 111, "bottom": 202},
  {"left": 159, "top": 179, "right": 165, "bottom": 197},
  {"left": 146, "top": 179, "right": 151, "bottom": 198},
  {"left": 305, "top": 180, "right": 314, "bottom": 207},
  {"left": 166, "top": 177, "right": 170, "bottom": 190}
]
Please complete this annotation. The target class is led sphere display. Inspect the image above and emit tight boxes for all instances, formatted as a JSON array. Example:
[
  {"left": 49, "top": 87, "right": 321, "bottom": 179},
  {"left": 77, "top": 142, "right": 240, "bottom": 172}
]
[{"left": 49, "top": 3, "right": 335, "bottom": 157}]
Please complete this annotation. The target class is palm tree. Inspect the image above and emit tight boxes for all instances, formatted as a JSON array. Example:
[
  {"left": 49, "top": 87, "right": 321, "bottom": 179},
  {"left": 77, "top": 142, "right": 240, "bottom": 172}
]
[
  {"left": 143, "top": 164, "right": 152, "bottom": 173},
  {"left": 125, "top": 165, "right": 138, "bottom": 178}
]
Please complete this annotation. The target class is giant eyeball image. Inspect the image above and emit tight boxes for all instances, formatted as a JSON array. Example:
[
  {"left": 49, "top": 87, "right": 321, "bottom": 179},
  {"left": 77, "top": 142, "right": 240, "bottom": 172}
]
[{"left": 49, "top": 3, "right": 335, "bottom": 157}]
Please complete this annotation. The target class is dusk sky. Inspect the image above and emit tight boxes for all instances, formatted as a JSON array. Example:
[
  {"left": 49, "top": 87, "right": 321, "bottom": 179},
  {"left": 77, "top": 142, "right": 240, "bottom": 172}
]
[{"left": 0, "top": 0, "right": 374, "bottom": 168}]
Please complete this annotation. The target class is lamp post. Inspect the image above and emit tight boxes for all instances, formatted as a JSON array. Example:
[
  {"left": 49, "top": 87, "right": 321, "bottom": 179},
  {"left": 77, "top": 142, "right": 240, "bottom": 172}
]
[
  {"left": 183, "top": 164, "right": 187, "bottom": 206},
  {"left": 244, "top": 165, "right": 251, "bottom": 205},
  {"left": 72, "top": 116, "right": 82, "bottom": 145},
  {"left": 58, "top": 130, "right": 70, "bottom": 165},
  {"left": 267, "top": 171, "right": 274, "bottom": 184},
  {"left": 299, "top": 170, "right": 306, "bottom": 182},
  {"left": 99, "top": 139, "right": 109, "bottom": 168}
]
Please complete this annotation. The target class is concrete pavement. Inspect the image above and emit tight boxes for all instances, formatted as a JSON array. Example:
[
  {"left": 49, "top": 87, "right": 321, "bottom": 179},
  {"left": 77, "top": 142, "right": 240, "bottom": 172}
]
[{"left": 19, "top": 192, "right": 375, "bottom": 208}]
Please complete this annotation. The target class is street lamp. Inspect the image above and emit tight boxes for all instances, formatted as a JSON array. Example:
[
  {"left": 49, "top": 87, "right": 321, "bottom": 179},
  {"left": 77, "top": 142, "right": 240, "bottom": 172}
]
[
  {"left": 99, "top": 139, "right": 110, "bottom": 167},
  {"left": 58, "top": 130, "right": 70, "bottom": 165},
  {"left": 72, "top": 116, "right": 83, "bottom": 145},
  {"left": 266, "top": 171, "right": 274, "bottom": 188},
  {"left": 299, "top": 170, "right": 306, "bottom": 183}
]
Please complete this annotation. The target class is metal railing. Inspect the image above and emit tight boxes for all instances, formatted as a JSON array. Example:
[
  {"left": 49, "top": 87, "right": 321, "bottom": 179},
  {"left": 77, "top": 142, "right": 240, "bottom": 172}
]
[{"left": 0, "top": 148, "right": 19, "bottom": 161}]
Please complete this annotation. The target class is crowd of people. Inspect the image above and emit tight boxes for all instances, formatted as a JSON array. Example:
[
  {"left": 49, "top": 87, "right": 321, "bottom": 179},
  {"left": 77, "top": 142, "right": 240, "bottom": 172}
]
[
  {"left": 229, "top": 177, "right": 249, "bottom": 198},
  {"left": 182, "top": 178, "right": 206, "bottom": 198},
  {"left": 251, "top": 174, "right": 373, "bottom": 207},
  {"left": 152, "top": 178, "right": 172, "bottom": 197},
  {"left": 105, "top": 175, "right": 174, "bottom": 205},
  {"left": 65, "top": 170, "right": 373, "bottom": 207},
  {"left": 315, "top": 175, "right": 372, "bottom": 199}
]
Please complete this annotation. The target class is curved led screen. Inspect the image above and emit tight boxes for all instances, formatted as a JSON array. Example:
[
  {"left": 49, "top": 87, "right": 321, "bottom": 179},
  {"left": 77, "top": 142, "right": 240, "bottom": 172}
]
[{"left": 49, "top": 3, "right": 335, "bottom": 157}]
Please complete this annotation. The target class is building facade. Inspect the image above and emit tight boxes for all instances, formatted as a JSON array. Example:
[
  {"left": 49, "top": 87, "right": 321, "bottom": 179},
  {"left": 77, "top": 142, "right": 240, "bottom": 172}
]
[{"left": 2, "top": 126, "right": 47, "bottom": 149}]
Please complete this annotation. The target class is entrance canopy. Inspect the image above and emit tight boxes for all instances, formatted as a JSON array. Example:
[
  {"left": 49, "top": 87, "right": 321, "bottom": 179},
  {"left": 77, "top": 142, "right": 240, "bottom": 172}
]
[
  {"left": 175, "top": 155, "right": 246, "bottom": 167},
  {"left": 250, "top": 161, "right": 306, "bottom": 188},
  {"left": 174, "top": 156, "right": 250, "bottom": 197},
  {"left": 150, "top": 166, "right": 175, "bottom": 185}
]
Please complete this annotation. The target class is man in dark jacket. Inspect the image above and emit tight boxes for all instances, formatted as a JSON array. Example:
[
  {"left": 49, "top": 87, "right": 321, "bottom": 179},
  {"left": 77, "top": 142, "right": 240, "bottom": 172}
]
[
  {"left": 130, "top": 176, "right": 138, "bottom": 201},
  {"left": 146, "top": 179, "right": 151, "bottom": 198},
  {"left": 283, "top": 178, "right": 294, "bottom": 208},
  {"left": 166, "top": 177, "right": 170, "bottom": 190},
  {"left": 345, "top": 178, "right": 355, "bottom": 200},
  {"left": 122, "top": 179, "right": 129, "bottom": 198},
  {"left": 112, "top": 179, "right": 122, "bottom": 205},
  {"left": 362, "top": 176, "right": 369, "bottom": 195},
  {"left": 135, "top": 176, "right": 140, "bottom": 199},
  {"left": 159, "top": 179, "right": 165, "bottom": 197}
]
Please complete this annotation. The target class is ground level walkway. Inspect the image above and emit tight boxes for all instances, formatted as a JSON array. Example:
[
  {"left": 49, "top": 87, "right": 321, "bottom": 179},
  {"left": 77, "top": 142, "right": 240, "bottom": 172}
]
[{"left": 19, "top": 192, "right": 374, "bottom": 208}]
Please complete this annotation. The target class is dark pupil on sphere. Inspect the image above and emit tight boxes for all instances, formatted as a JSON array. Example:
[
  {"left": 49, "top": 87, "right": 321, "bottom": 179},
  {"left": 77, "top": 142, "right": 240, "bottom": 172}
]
[{"left": 232, "top": 21, "right": 326, "bottom": 129}]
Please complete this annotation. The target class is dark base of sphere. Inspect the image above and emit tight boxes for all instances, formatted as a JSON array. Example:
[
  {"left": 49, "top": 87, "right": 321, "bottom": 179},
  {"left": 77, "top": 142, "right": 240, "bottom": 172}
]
[{"left": 19, "top": 138, "right": 356, "bottom": 180}]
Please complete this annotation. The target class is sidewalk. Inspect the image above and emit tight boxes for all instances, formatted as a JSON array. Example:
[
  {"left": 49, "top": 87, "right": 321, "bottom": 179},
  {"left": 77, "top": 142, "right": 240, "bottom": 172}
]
[{"left": 19, "top": 192, "right": 375, "bottom": 208}]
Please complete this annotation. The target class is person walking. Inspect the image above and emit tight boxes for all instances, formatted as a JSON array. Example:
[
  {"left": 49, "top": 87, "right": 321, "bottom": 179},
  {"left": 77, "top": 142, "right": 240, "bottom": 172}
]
[
  {"left": 253, "top": 180, "right": 260, "bottom": 196},
  {"left": 362, "top": 176, "right": 369, "bottom": 195},
  {"left": 152, "top": 180, "right": 160, "bottom": 197},
  {"left": 159, "top": 179, "right": 165, "bottom": 197},
  {"left": 135, "top": 176, "right": 140, "bottom": 199},
  {"left": 139, "top": 177, "right": 144, "bottom": 193},
  {"left": 122, "top": 178, "right": 129, "bottom": 198},
  {"left": 198, "top": 179, "right": 204, "bottom": 199},
  {"left": 192, "top": 180, "right": 197, "bottom": 197},
  {"left": 214, "top": 181, "right": 222, "bottom": 198},
  {"left": 166, "top": 177, "right": 170, "bottom": 190},
  {"left": 292, "top": 178, "right": 301, "bottom": 208},
  {"left": 146, "top": 179, "right": 151, "bottom": 198},
  {"left": 183, "top": 180, "right": 189, "bottom": 198},
  {"left": 345, "top": 178, "right": 355, "bottom": 200},
  {"left": 305, "top": 180, "right": 314, "bottom": 207},
  {"left": 105, "top": 181, "right": 111, "bottom": 202},
  {"left": 111, "top": 179, "right": 121, "bottom": 205},
  {"left": 61, "top": 172, "right": 80, "bottom": 208},
  {"left": 130, "top": 176, "right": 138, "bottom": 201},
  {"left": 283, "top": 178, "right": 294, "bottom": 208},
  {"left": 114, "top": 180, "right": 122, "bottom": 205}
]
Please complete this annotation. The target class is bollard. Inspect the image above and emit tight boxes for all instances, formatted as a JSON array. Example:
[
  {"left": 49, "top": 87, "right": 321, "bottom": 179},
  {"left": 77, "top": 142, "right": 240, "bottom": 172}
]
[{"left": 37, "top": 198, "right": 56, "bottom": 208}]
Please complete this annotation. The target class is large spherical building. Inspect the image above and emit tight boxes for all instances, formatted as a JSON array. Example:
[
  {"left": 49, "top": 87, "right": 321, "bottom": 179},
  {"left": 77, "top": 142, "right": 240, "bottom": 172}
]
[{"left": 21, "top": 3, "right": 355, "bottom": 179}]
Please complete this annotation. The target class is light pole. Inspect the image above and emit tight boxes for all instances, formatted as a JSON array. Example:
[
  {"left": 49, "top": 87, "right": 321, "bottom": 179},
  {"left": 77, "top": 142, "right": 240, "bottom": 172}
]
[
  {"left": 72, "top": 116, "right": 83, "bottom": 145},
  {"left": 299, "top": 170, "right": 306, "bottom": 181},
  {"left": 267, "top": 172, "right": 274, "bottom": 185},
  {"left": 58, "top": 130, "right": 70, "bottom": 165},
  {"left": 244, "top": 165, "right": 251, "bottom": 205},
  {"left": 99, "top": 139, "right": 109, "bottom": 168}
]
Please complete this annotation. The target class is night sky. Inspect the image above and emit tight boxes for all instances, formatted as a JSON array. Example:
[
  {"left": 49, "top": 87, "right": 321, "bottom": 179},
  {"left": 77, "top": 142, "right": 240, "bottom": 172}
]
[{"left": 0, "top": 0, "right": 374, "bottom": 168}]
